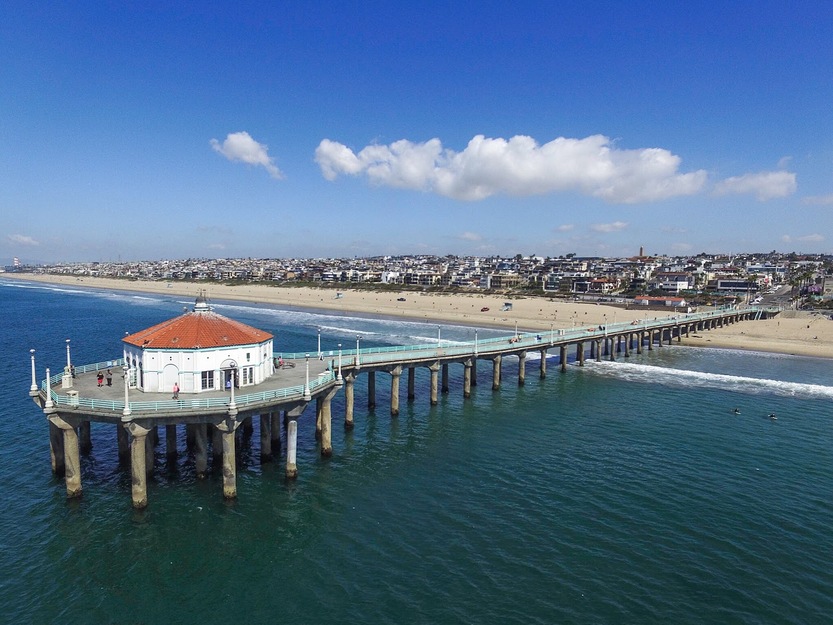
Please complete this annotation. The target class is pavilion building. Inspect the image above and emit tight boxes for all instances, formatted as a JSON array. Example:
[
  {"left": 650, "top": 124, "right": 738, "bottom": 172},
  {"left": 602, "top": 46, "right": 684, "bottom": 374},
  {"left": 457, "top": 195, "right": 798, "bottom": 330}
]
[{"left": 122, "top": 294, "right": 274, "bottom": 395}]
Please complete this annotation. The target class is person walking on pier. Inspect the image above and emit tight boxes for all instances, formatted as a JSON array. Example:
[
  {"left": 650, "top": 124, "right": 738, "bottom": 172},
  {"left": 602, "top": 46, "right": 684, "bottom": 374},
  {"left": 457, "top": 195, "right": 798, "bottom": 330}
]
[
  {"left": 97, "top": 372, "right": 104, "bottom": 387},
  {"left": 106, "top": 369, "right": 113, "bottom": 386},
  {"left": 172, "top": 382, "right": 179, "bottom": 399}
]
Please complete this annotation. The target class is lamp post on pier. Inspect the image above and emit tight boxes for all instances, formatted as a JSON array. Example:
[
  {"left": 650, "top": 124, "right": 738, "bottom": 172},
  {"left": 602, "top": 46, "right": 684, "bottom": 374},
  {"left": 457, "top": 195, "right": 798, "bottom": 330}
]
[
  {"left": 356, "top": 335, "right": 361, "bottom": 366},
  {"left": 44, "top": 367, "right": 53, "bottom": 409},
  {"left": 122, "top": 365, "right": 131, "bottom": 417},
  {"left": 317, "top": 328, "right": 322, "bottom": 359},
  {"left": 303, "top": 354, "right": 311, "bottom": 401},
  {"left": 65, "top": 339, "right": 71, "bottom": 372},
  {"left": 337, "top": 343, "right": 343, "bottom": 382},
  {"left": 30, "top": 349, "right": 38, "bottom": 393},
  {"left": 228, "top": 362, "right": 238, "bottom": 410}
]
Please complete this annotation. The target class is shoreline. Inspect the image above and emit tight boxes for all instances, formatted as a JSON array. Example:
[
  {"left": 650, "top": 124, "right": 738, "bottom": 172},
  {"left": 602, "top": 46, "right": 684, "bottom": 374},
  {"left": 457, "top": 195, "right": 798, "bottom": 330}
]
[{"left": 4, "top": 272, "right": 831, "bottom": 359}]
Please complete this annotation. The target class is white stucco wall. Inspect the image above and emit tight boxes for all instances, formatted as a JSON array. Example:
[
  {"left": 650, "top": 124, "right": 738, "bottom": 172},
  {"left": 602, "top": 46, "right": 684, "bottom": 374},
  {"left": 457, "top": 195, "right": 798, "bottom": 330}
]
[{"left": 124, "top": 338, "right": 274, "bottom": 394}]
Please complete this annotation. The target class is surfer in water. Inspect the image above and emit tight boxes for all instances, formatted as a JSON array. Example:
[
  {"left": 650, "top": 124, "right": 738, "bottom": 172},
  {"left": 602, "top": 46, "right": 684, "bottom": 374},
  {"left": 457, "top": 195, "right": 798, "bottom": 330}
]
[
  {"left": 768, "top": 413, "right": 777, "bottom": 420},
  {"left": 732, "top": 408, "right": 741, "bottom": 414}
]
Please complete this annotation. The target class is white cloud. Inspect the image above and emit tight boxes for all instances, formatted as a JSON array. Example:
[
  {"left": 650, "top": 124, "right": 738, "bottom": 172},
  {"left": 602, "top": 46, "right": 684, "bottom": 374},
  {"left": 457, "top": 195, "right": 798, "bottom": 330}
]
[
  {"left": 802, "top": 194, "right": 833, "bottom": 205},
  {"left": 458, "top": 231, "right": 482, "bottom": 241},
  {"left": 714, "top": 170, "right": 796, "bottom": 201},
  {"left": 315, "top": 134, "right": 707, "bottom": 203},
  {"left": 782, "top": 233, "right": 824, "bottom": 243},
  {"left": 590, "top": 221, "right": 628, "bottom": 233},
  {"left": 7, "top": 234, "right": 39, "bottom": 246},
  {"left": 210, "top": 131, "right": 283, "bottom": 179},
  {"left": 556, "top": 224, "right": 574, "bottom": 232}
]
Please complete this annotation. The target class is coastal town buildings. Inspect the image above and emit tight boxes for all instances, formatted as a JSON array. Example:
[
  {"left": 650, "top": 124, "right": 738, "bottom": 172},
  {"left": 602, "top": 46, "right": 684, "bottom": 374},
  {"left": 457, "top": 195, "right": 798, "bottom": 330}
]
[{"left": 5, "top": 251, "right": 833, "bottom": 305}]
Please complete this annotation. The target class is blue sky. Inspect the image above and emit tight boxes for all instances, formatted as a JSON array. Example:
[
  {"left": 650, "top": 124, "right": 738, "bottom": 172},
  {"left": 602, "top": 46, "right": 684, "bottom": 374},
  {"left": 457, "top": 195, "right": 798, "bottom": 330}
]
[{"left": 2, "top": 1, "right": 832, "bottom": 263}]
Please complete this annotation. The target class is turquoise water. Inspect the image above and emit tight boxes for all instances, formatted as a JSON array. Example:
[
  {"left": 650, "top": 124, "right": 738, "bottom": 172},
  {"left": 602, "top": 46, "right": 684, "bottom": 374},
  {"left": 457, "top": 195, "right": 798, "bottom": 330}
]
[{"left": 1, "top": 279, "right": 832, "bottom": 624}]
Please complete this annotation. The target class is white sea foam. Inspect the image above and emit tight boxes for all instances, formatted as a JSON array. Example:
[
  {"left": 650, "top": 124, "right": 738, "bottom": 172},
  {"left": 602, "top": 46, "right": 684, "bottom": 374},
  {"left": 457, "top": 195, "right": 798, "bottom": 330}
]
[{"left": 587, "top": 360, "right": 833, "bottom": 399}]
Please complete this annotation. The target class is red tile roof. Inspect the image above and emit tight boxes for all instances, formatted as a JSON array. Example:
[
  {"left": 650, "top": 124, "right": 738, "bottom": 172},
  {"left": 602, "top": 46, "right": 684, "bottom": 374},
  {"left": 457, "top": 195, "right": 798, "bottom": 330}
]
[{"left": 123, "top": 310, "right": 273, "bottom": 350}]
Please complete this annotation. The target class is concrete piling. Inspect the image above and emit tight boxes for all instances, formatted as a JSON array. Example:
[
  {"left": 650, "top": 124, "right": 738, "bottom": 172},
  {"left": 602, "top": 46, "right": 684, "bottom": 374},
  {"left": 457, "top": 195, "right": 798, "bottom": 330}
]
[
  {"left": 492, "top": 355, "right": 502, "bottom": 390},
  {"left": 344, "top": 373, "right": 355, "bottom": 429},
  {"left": 429, "top": 363, "right": 439, "bottom": 405},
  {"left": 390, "top": 366, "right": 401, "bottom": 416},
  {"left": 518, "top": 352, "right": 526, "bottom": 386},
  {"left": 286, "top": 420, "right": 298, "bottom": 479}
]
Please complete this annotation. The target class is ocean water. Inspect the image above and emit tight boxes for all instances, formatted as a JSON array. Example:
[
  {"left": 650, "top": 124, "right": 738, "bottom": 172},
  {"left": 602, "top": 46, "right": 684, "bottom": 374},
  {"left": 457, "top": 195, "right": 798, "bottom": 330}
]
[{"left": 1, "top": 279, "right": 832, "bottom": 624}]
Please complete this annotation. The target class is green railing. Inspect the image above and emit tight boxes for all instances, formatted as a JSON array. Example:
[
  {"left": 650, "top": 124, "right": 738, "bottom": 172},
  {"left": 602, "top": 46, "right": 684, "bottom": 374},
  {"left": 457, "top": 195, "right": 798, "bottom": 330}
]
[
  {"left": 277, "top": 306, "right": 763, "bottom": 365},
  {"left": 40, "top": 306, "right": 761, "bottom": 413},
  {"left": 42, "top": 369, "right": 336, "bottom": 413}
]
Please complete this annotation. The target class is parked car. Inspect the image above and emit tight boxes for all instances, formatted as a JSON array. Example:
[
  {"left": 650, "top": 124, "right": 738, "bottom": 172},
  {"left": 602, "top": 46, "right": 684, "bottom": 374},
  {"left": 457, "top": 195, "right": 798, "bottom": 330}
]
[
  {"left": 397, "top": 297, "right": 406, "bottom": 301},
  {"left": 480, "top": 306, "right": 490, "bottom": 312}
]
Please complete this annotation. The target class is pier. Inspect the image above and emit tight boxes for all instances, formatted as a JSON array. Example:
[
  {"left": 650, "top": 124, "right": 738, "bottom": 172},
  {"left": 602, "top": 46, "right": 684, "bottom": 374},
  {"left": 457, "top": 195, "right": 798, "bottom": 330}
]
[{"left": 28, "top": 304, "right": 770, "bottom": 508}]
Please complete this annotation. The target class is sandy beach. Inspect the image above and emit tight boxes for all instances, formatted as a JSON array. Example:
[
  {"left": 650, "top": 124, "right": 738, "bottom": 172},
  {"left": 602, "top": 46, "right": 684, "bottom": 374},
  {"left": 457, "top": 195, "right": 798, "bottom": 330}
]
[{"left": 4, "top": 273, "right": 831, "bottom": 359}]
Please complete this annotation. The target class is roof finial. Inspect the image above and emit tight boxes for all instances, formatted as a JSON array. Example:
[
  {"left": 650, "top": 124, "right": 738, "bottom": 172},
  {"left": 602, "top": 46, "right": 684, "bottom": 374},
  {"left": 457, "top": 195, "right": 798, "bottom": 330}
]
[{"left": 194, "top": 290, "right": 211, "bottom": 313}]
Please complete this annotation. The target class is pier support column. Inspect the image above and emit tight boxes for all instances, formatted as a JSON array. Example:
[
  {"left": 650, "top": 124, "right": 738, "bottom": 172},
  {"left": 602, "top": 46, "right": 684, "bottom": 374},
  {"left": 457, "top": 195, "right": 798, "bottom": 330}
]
[
  {"left": 165, "top": 424, "right": 177, "bottom": 458},
  {"left": 367, "top": 371, "right": 376, "bottom": 409},
  {"left": 676, "top": 327, "right": 682, "bottom": 343},
  {"left": 216, "top": 411, "right": 239, "bottom": 499},
  {"left": 560, "top": 345, "right": 567, "bottom": 372},
  {"left": 648, "top": 330, "right": 654, "bottom": 350},
  {"left": 50, "top": 415, "right": 81, "bottom": 499},
  {"left": 344, "top": 373, "right": 355, "bottom": 429},
  {"left": 79, "top": 420, "right": 92, "bottom": 455},
  {"left": 471, "top": 359, "right": 478, "bottom": 387},
  {"left": 64, "top": 424, "right": 82, "bottom": 498},
  {"left": 194, "top": 423, "right": 208, "bottom": 478},
  {"left": 594, "top": 340, "right": 601, "bottom": 362},
  {"left": 271, "top": 411, "right": 282, "bottom": 452},
  {"left": 144, "top": 426, "right": 154, "bottom": 476},
  {"left": 518, "top": 352, "right": 526, "bottom": 386},
  {"left": 441, "top": 364, "right": 449, "bottom": 394},
  {"left": 390, "top": 366, "right": 402, "bottom": 417},
  {"left": 463, "top": 360, "right": 472, "bottom": 398},
  {"left": 577, "top": 342, "right": 585, "bottom": 366},
  {"left": 260, "top": 413, "right": 272, "bottom": 461},
  {"left": 492, "top": 355, "right": 502, "bottom": 391},
  {"left": 429, "top": 363, "right": 440, "bottom": 405},
  {"left": 539, "top": 349, "right": 547, "bottom": 379},
  {"left": 49, "top": 420, "right": 65, "bottom": 475},
  {"left": 222, "top": 430, "right": 236, "bottom": 498},
  {"left": 407, "top": 367, "right": 415, "bottom": 401},
  {"left": 286, "top": 420, "right": 298, "bottom": 479},
  {"left": 609, "top": 338, "right": 616, "bottom": 362},
  {"left": 126, "top": 421, "right": 150, "bottom": 509},
  {"left": 315, "top": 397, "right": 323, "bottom": 441},
  {"left": 624, "top": 334, "right": 630, "bottom": 358},
  {"left": 320, "top": 390, "right": 337, "bottom": 457},
  {"left": 637, "top": 332, "right": 643, "bottom": 354}
]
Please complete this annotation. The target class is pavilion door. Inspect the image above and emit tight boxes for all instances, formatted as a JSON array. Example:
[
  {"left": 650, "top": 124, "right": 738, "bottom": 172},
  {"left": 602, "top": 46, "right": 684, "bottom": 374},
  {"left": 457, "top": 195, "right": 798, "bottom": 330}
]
[{"left": 162, "top": 364, "right": 179, "bottom": 394}]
